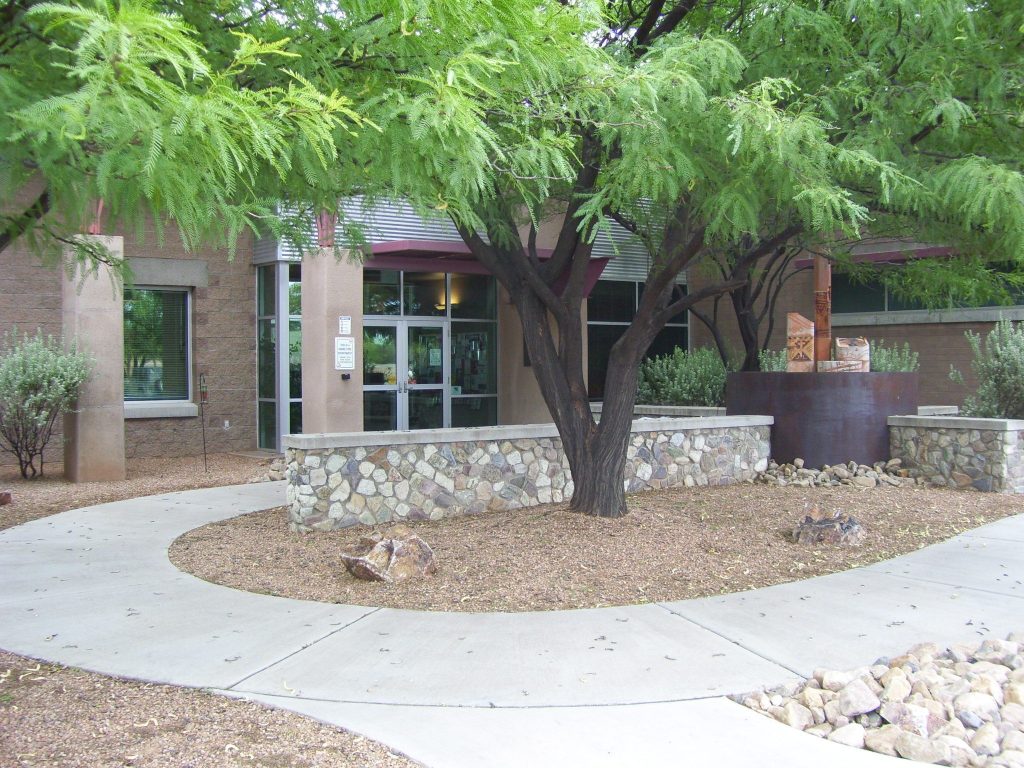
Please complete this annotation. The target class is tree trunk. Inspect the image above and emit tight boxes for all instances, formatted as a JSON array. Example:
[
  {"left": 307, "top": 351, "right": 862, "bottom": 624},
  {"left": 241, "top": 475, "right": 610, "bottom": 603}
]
[
  {"left": 566, "top": 339, "right": 645, "bottom": 518},
  {"left": 731, "top": 288, "right": 762, "bottom": 371},
  {"left": 510, "top": 285, "right": 636, "bottom": 518}
]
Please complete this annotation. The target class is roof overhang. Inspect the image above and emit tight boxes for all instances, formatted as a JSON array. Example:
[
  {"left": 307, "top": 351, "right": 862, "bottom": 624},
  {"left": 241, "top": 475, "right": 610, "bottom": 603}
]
[{"left": 363, "top": 239, "right": 611, "bottom": 297}]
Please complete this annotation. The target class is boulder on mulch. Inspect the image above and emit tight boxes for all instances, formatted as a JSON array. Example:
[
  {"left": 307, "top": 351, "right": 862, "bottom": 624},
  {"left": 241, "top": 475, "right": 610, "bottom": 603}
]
[
  {"left": 792, "top": 503, "right": 865, "bottom": 546},
  {"left": 340, "top": 525, "right": 437, "bottom": 583},
  {"left": 0, "top": 489, "right": 11, "bottom": 506}
]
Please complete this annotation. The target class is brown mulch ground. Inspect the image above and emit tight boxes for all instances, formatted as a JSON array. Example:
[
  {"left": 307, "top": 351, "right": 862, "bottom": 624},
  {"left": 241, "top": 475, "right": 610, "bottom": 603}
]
[
  {"left": 0, "top": 652, "right": 415, "bottom": 768},
  {"left": 171, "top": 483, "right": 1024, "bottom": 613},
  {"left": 0, "top": 454, "right": 419, "bottom": 768},
  {"left": 0, "top": 453, "right": 271, "bottom": 532}
]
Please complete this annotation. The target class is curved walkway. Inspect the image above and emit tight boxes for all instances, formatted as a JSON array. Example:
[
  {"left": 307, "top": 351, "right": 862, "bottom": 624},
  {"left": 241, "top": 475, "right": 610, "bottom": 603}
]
[{"left": 1, "top": 482, "right": 1022, "bottom": 767}]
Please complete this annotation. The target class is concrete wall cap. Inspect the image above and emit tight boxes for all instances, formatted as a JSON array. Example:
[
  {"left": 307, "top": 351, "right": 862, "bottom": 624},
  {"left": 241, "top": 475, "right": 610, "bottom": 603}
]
[
  {"left": 889, "top": 415, "right": 1024, "bottom": 431},
  {"left": 591, "top": 403, "right": 727, "bottom": 417},
  {"left": 282, "top": 415, "right": 773, "bottom": 450}
]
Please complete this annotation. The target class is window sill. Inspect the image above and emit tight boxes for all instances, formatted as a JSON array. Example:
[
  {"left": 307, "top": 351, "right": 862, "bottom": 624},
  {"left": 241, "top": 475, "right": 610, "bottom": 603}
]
[{"left": 124, "top": 401, "right": 199, "bottom": 419}]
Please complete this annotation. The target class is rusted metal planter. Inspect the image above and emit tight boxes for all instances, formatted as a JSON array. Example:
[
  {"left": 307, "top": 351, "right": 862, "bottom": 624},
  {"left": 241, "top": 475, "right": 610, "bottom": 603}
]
[{"left": 726, "top": 372, "right": 918, "bottom": 467}]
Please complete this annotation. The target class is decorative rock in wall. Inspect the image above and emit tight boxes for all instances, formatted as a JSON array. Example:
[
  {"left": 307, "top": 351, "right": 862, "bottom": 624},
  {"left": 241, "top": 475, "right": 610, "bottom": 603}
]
[
  {"left": 285, "top": 420, "right": 772, "bottom": 531},
  {"left": 889, "top": 418, "right": 1024, "bottom": 494}
]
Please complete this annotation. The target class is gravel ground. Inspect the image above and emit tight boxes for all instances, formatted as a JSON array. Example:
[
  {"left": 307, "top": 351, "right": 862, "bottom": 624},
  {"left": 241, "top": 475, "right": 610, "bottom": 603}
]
[
  {"left": 172, "top": 483, "right": 1022, "bottom": 613},
  {"left": 0, "top": 454, "right": 419, "bottom": 768}
]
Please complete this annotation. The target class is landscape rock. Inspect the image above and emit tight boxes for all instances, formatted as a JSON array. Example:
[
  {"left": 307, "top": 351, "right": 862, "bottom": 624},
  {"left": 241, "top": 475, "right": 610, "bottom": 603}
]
[
  {"left": 955, "top": 692, "right": 1001, "bottom": 724},
  {"left": 340, "top": 527, "right": 437, "bottom": 583},
  {"left": 894, "top": 732, "right": 948, "bottom": 764},
  {"left": 864, "top": 725, "right": 902, "bottom": 756},
  {"left": 791, "top": 503, "right": 865, "bottom": 546},
  {"left": 741, "top": 632, "right": 1024, "bottom": 768},
  {"left": 781, "top": 700, "right": 814, "bottom": 730},
  {"left": 1004, "top": 703, "right": 1024, "bottom": 728},
  {"left": 934, "top": 735, "right": 977, "bottom": 767},
  {"left": 822, "top": 669, "right": 856, "bottom": 692},
  {"left": 880, "top": 701, "right": 938, "bottom": 736},
  {"left": 828, "top": 723, "right": 866, "bottom": 748},
  {"left": 839, "top": 678, "right": 881, "bottom": 717},
  {"left": 881, "top": 676, "right": 913, "bottom": 703},
  {"left": 971, "top": 723, "right": 1001, "bottom": 756},
  {"left": 0, "top": 489, "right": 11, "bottom": 506}
]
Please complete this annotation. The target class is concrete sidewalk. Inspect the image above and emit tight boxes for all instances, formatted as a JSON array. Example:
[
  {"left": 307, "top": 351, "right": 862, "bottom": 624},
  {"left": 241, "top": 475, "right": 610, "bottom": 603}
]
[{"left": 1, "top": 482, "right": 1021, "bottom": 767}]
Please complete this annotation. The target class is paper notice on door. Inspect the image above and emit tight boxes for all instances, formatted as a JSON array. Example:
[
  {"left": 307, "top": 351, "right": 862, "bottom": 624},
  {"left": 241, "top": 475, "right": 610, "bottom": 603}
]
[{"left": 429, "top": 347, "right": 442, "bottom": 367}]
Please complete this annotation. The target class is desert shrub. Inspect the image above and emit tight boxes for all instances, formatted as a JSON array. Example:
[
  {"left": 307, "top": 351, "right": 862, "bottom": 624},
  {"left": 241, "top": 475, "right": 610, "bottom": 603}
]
[
  {"left": 758, "top": 348, "right": 788, "bottom": 372},
  {"left": 0, "top": 330, "right": 92, "bottom": 478},
  {"left": 870, "top": 341, "right": 920, "bottom": 372},
  {"left": 952, "top": 319, "right": 1024, "bottom": 418},
  {"left": 637, "top": 347, "right": 727, "bottom": 406}
]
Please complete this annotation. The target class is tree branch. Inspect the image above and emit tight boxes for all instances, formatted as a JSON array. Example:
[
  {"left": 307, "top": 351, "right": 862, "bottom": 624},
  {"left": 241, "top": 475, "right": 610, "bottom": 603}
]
[{"left": 0, "top": 188, "right": 50, "bottom": 254}]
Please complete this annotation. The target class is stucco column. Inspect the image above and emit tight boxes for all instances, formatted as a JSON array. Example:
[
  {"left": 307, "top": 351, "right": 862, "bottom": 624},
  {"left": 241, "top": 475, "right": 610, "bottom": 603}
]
[
  {"left": 62, "top": 236, "right": 127, "bottom": 481},
  {"left": 301, "top": 248, "right": 363, "bottom": 433}
]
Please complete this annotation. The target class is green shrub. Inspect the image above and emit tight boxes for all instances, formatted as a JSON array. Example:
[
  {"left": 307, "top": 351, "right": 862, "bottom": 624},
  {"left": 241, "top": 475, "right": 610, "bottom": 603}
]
[
  {"left": 953, "top": 319, "right": 1024, "bottom": 418},
  {"left": 637, "top": 347, "right": 727, "bottom": 406},
  {"left": 0, "top": 330, "right": 92, "bottom": 479},
  {"left": 758, "top": 348, "right": 788, "bottom": 372},
  {"left": 870, "top": 341, "right": 920, "bottom": 372}
]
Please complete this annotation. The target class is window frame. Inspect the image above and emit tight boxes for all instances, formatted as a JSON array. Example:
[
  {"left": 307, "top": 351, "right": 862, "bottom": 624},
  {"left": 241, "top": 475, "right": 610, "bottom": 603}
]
[
  {"left": 123, "top": 285, "right": 196, "bottom": 418},
  {"left": 586, "top": 279, "right": 689, "bottom": 399}
]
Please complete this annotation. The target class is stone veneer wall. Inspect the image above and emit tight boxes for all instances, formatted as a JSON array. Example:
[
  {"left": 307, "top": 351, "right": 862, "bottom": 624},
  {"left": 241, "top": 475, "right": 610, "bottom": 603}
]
[
  {"left": 284, "top": 416, "right": 773, "bottom": 531},
  {"left": 889, "top": 416, "right": 1024, "bottom": 493}
]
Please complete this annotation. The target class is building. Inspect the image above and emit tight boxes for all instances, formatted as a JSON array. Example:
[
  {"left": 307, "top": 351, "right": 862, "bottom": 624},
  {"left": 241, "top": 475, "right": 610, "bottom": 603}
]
[
  {"left": 0, "top": 198, "right": 685, "bottom": 474},
  {"left": 8, "top": 193, "right": 1007, "bottom": 478}
]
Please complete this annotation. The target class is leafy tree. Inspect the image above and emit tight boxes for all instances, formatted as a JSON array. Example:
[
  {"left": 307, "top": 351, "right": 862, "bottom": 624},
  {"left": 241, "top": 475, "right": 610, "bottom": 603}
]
[
  {"left": 0, "top": 0, "right": 359, "bottom": 266},
  {"left": 361, "top": 0, "right": 1021, "bottom": 517},
  {"left": 6, "top": 1, "right": 1022, "bottom": 518},
  {"left": 684, "top": 1, "right": 1024, "bottom": 369}
]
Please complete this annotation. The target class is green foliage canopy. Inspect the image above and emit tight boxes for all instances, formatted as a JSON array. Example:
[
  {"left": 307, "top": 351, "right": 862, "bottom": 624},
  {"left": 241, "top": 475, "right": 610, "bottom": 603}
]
[{"left": 0, "top": 0, "right": 359, "bottom": 263}]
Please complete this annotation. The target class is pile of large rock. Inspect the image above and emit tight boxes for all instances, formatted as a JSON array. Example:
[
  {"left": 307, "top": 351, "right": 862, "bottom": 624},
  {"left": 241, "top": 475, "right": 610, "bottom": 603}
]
[
  {"left": 757, "top": 457, "right": 920, "bottom": 489},
  {"left": 739, "top": 634, "right": 1024, "bottom": 766},
  {"left": 253, "top": 457, "right": 287, "bottom": 483}
]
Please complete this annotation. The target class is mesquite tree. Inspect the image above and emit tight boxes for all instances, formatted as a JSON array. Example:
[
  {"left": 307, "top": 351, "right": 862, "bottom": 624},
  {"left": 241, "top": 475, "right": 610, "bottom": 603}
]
[
  {"left": 293, "top": 0, "right": 1021, "bottom": 517},
  {"left": 682, "top": 1, "right": 1024, "bottom": 370},
  {"left": 426, "top": 1, "right": 1022, "bottom": 516},
  {"left": 6, "top": 1, "right": 1022, "bottom": 517},
  {"left": 326, "top": 2, "right": 899, "bottom": 517}
]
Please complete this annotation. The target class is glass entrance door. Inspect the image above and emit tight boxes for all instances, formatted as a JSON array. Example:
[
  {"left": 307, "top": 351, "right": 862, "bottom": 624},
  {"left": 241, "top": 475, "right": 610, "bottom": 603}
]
[{"left": 363, "top": 320, "right": 449, "bottom": 430}]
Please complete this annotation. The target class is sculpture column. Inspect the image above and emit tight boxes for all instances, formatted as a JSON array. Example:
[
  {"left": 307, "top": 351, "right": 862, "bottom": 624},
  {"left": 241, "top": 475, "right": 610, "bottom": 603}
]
[
  {"left": 813, "top": 254, "right": 832, "bottom": 364},
  {"left": 62, "top": 236, "right": 127, "bottom": 481}
]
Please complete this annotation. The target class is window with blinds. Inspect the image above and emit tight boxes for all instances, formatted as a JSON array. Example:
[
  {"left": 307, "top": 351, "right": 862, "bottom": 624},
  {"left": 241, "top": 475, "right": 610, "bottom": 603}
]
[{"left": 123, "top": 288, "right": 190, "bottom": 401}]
